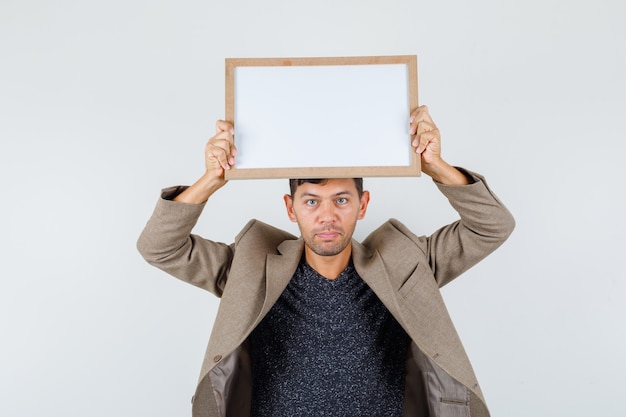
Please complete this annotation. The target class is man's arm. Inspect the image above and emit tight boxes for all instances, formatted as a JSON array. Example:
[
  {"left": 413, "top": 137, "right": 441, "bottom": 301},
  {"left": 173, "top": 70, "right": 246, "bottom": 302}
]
[
  {"left": 137, "top": 188, "right": 234, "bottom": 295},
  {"left": 429, "top": 170, "right": 515, "bottom": 287},
  {"left": 407, "top": 105, "right": 515, "bottom": 285},
  {"left": 136, "top": 120, "right": 238, "bottom": 295}
]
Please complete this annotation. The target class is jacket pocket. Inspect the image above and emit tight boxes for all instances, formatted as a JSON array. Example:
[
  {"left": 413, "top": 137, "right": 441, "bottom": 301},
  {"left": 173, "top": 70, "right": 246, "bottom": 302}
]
[{"left": 440, "top": 397, "right": 470, "bottom": 406}]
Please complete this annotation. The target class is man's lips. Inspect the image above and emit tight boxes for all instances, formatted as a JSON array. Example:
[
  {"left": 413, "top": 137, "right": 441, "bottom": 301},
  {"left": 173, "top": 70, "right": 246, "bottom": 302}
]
[{"left": 314, "top": 229, "right": 343, "bottom": 240}]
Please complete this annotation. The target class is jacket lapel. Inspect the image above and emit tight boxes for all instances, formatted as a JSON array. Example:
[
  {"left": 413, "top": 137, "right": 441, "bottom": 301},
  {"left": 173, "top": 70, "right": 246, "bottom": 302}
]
[
  {"left": 254, "top": 238, "right": 304, "bottom": 325},
  {"left": 351, "top": 239, "right": 408, "bottom": 324}
]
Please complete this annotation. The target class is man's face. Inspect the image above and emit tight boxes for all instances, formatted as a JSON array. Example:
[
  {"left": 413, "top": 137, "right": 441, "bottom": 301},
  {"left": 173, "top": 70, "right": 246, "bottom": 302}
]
[{"left": 283, "top": 179, "right": 370, "bottom": 257}]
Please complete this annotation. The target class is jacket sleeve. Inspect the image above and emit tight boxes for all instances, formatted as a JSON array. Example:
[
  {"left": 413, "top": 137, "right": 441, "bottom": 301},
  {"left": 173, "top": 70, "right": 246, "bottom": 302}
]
[
  {"left": 426, "top": 168, "right": 515, "bottom": 287},
  {"left": 382, "top": 169, "right": 515, "bottom": 288},
  {"left": 136, "top": 186, "right": 234, "bottom": 296}
]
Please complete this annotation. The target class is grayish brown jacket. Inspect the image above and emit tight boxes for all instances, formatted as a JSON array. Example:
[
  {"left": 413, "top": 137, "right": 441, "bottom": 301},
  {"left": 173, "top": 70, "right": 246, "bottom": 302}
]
[{"left": 137, "top": 170, "right": 515, "bottom": 417}]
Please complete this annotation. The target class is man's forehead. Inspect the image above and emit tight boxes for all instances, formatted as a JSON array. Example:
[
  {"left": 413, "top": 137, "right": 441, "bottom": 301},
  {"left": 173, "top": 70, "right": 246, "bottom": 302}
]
[{"left": 295, "top": 178, "right": 357, "bottom": 194}]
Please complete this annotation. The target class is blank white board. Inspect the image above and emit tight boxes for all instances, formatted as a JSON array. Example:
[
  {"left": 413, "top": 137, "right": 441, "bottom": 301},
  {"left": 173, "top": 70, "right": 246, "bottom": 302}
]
[{"left": 225, "top": 55, "right": 419, "bottom": 179}]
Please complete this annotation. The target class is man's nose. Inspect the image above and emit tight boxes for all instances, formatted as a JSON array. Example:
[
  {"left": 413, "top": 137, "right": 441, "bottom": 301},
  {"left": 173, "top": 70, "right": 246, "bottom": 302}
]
[{"left": 319, "top": 201, "right": 335, "bottom": 223}]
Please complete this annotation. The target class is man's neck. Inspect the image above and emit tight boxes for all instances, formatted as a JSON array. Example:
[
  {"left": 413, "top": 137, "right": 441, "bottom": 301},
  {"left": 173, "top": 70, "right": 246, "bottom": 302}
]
[{"left": 304, "top": 244, "right": 352, "bottom": 280}]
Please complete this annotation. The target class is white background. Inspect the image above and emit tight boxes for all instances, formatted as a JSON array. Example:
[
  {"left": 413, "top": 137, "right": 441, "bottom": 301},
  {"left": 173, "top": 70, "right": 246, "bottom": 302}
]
[{"left": 1, "top": 1, "right": 624, "bottom": 416}]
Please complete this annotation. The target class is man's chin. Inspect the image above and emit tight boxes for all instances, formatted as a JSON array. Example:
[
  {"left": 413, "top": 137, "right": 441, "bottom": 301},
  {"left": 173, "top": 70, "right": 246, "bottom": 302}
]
[{"left": 308, "top": 241, "right": 349, "bottom": 257}]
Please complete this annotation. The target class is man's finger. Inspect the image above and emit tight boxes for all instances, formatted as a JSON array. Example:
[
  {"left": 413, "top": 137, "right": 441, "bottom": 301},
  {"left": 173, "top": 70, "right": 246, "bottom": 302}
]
[
  {"left": 410, "top": 105, "right": 436, "bottom": 132},
  {"left": 215, "top": 119, "right": 234, "bottom": 134}
]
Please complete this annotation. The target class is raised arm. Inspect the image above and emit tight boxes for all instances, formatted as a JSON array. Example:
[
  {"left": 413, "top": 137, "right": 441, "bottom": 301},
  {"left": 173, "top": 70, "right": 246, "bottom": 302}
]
[
  {"left": 407, "top": 105, "right": 514, "bottom": 285},
  {"left": 136, "top": 120, "right": 238, "bottom": 295}
]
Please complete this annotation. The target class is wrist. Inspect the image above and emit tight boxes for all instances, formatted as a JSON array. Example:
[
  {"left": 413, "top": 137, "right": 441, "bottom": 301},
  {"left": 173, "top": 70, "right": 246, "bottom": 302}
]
[
  {"left": 173, "top": 171, "right": 226, "bottom": 204},
  {"left": 422, "top": 159, "right": 469, "bottom": 185}
]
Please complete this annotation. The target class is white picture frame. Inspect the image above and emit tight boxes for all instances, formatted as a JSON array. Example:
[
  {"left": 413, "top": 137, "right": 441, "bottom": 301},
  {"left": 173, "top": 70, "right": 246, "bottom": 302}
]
[{"left": 225, "top": 55, "right": 419, "bottom": 179}]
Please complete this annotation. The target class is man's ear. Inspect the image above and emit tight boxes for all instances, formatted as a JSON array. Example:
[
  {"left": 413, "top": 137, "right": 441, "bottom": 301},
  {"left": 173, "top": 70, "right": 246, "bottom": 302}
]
[
  {"left": 283, "top": 194, "right": 298, "bottom": 222},
  {"left": 357, "top": 190, "right": 371, "bottom": 220}
]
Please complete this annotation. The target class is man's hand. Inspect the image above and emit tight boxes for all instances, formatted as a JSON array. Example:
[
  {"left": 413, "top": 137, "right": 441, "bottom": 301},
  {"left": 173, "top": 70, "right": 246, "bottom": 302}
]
[
  {"left": 409, "top": 105, "right": 470, "bottom": 185},
  {"left": 205, "top": 120, "right": 237, "bottom": 176},
  {"left": 410, "top": 105, "right": 441, "bottom": 166},
  {"left": 173, "top": 120, "right": 237, "bottom": 204}
]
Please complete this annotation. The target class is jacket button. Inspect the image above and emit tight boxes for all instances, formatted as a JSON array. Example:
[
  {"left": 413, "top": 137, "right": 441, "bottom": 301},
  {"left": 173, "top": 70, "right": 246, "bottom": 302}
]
[{"left": 213, "top": 354, "right": 222, "bottom": 363}]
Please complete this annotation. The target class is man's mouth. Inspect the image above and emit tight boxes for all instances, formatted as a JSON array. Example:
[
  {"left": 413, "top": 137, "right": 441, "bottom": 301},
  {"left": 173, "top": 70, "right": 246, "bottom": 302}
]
[{"left": 314, "top": 229, "right": 343, "bottom": 240}]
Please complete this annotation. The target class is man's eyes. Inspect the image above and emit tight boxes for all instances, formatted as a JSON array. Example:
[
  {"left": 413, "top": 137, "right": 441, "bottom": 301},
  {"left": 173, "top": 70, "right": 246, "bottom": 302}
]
[{"left": 303, "top": 197, "right": 349, "bottom": 206}]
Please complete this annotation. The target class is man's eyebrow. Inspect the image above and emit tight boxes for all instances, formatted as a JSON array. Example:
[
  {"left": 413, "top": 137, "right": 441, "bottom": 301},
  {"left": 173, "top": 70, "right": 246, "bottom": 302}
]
[{"left": 299, "top": 190, "right": 354, "bottom": 199}]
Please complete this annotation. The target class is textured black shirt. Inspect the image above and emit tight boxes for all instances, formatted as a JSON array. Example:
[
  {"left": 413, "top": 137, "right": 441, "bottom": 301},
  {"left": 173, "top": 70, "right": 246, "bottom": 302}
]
[{"left": 248, "top": 261, "right": 409, "bottom": 416}]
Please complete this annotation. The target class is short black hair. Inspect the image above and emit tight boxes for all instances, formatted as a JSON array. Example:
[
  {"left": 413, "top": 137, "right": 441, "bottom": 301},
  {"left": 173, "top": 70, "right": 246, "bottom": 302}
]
[{"left": 289, "top": 178, "right": 363, "bottom": 198}]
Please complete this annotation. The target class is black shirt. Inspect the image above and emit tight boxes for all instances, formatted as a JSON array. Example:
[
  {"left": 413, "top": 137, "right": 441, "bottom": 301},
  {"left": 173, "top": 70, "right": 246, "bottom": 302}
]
[{"left": 248, "top": 261, "right": 409, "bottom": 416}]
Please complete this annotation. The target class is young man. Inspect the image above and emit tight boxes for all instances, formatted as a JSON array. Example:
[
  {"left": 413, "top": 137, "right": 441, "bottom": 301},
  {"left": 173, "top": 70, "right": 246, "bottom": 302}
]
[{"left": 137, "top": 106, "right": 515, "bottom": 417}]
